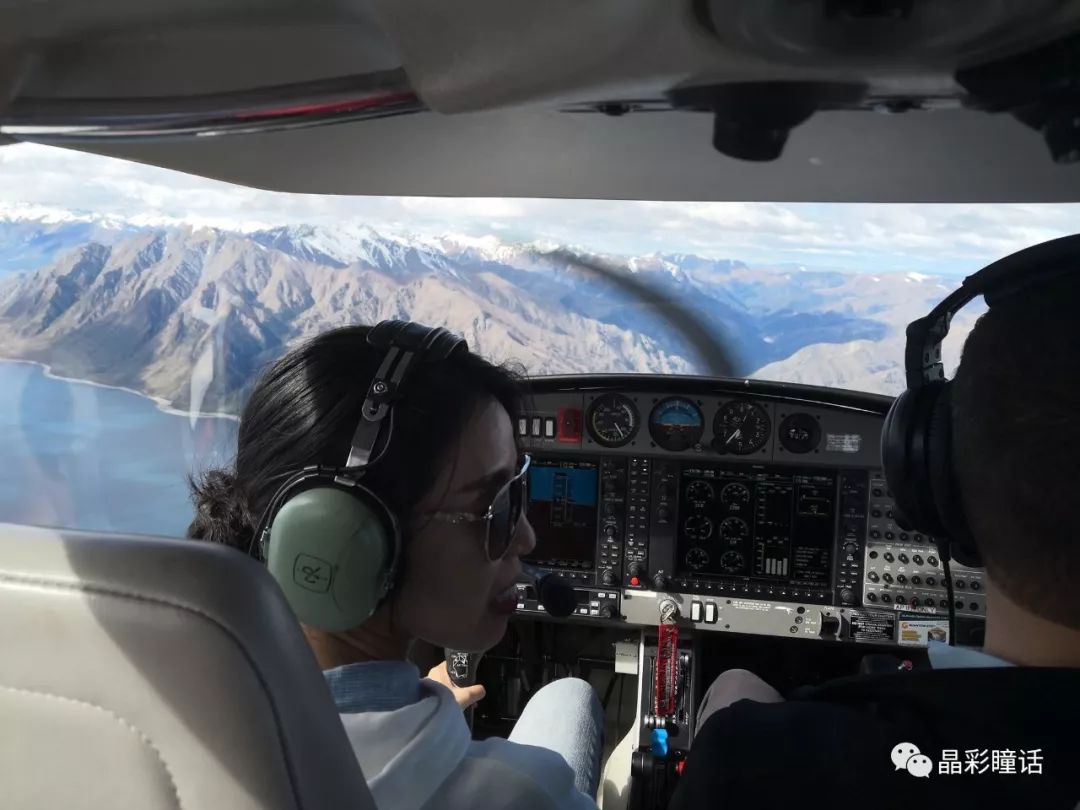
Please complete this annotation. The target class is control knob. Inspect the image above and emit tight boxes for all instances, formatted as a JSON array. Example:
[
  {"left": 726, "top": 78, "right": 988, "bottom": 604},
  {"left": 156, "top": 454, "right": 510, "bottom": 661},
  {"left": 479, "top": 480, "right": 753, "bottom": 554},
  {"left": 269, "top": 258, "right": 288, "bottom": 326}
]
[
  {"left": 839, "top": 588, "right": 855, "bottom": 604},
  {"left": 628, "top": 562, "right": 646, "bottom": 587},
  {"left": 652, "top": 570, "right": 670, "bottom": 590},
  {"left": 599, "top": 604, "right": 619, "bottom": 620},
  {"left": 657, "top": 506, "right": 672, "bottom": 521},
  {"left": 601, "top": 569, "right": 618, "bottom": 587}
]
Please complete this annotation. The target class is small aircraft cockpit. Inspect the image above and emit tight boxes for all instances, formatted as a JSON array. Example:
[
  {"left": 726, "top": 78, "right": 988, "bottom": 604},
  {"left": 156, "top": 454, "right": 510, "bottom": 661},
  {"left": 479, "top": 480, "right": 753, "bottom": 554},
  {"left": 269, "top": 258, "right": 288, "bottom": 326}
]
[{"left": 1, "top": 2, "right": 1080, "bottom": 809}]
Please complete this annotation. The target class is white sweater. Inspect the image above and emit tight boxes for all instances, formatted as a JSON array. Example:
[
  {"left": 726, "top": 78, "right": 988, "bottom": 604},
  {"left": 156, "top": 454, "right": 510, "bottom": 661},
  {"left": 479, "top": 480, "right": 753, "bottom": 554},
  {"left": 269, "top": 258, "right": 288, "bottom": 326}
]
[{"left": 330, "top": 663, "right": 598, "bottom": 810}]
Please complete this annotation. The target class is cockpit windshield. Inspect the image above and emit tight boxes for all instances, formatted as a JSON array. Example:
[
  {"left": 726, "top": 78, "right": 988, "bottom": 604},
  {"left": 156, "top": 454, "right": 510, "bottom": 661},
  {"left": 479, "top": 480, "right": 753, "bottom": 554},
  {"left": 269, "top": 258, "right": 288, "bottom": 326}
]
[{"left": 1, "top": 143, "right": 1077, "bottom": 538}]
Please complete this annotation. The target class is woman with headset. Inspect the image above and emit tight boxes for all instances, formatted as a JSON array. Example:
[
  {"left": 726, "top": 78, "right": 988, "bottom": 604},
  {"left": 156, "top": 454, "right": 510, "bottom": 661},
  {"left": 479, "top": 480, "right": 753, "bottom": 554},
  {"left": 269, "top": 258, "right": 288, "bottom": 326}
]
[{"left": 187, "top": 323, "right": 603, "bottom": 810}]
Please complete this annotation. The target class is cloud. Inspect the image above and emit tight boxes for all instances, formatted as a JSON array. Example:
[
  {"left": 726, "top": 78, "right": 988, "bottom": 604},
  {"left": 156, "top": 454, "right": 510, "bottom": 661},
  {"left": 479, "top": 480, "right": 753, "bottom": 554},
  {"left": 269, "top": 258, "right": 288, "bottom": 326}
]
[{"left": 1, "top": 142, "right": 1078, "bottom": 275}]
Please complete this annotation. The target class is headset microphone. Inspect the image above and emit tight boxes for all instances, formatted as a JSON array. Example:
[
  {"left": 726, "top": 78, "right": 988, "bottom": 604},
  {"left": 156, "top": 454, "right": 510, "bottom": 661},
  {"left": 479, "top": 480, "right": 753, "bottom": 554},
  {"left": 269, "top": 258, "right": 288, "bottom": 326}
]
[{"left": 521, "top": 563, "right": 576, "bottom": 619}]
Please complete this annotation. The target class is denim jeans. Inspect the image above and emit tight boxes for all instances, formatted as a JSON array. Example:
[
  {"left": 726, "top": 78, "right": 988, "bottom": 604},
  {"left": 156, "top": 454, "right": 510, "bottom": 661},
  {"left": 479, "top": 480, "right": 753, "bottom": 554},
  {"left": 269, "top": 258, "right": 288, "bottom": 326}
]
[{"left": 507, "top": 676, "right": 605, "bottom": 798}]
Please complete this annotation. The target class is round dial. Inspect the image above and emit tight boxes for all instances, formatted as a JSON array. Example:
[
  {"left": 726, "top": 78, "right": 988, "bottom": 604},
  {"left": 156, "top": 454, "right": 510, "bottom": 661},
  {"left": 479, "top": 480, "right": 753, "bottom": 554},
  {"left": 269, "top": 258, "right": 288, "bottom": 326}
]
[
  {"left": 586, "top": 393, "right": 639, "bottom": 447},
  {"left": 685, "top": 547, "right": 711, "bottom": 571},
  {"left": 683, "top": 515, "right": 714, "bottom": 541},
  {"left": 720, "top": 482, "right": 751, "bottom": 506},
  {"left": 649, "top": 397, "right": 705, "bottom": 452},
  {"left": 713, "top": 400, "right": 771, "bottom": 455},
  {"left": 778, "top": 412, "right": 821, "bottom": 454},
  {"left": 685, "top": 480, "right": 715, "bottom": 504},
  {"left": 719, "top": 550, "right": 745, "bottom": 573},
  {"left": 720, "top": 516, "right": 749, "bottom": 542}
]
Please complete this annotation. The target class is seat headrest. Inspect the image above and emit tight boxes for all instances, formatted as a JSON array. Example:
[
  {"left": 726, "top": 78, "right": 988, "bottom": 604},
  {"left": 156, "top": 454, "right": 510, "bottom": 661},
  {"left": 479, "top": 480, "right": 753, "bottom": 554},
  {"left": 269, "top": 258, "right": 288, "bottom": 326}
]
[{"left": 0, "top": 523, "right": 377, "bottom": 810}]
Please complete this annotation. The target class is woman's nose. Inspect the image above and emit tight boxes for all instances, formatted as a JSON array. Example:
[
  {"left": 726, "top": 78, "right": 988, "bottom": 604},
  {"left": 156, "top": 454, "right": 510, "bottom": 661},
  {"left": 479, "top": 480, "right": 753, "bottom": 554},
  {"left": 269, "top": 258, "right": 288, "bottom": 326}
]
[{"left": 512, "top": 514, "right": 537, "bottom": 558}]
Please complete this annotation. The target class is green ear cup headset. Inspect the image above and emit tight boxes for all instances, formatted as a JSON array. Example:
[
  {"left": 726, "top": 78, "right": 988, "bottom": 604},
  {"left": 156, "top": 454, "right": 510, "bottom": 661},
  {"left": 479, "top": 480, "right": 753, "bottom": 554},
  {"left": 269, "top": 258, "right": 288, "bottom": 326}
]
[{"left": 249, "top": 320, "right": 468, "bottom": 632}]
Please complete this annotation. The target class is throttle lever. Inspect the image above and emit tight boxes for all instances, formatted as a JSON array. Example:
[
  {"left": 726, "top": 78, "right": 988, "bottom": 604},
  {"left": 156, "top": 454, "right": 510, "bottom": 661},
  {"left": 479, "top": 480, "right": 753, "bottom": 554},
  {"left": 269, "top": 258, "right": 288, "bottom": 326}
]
[
  {"left": 445, "top": 649, "right": 482, "bottom": 687},
  {"left": 444, "top": 649, "right": 482, "bottom": 729}
]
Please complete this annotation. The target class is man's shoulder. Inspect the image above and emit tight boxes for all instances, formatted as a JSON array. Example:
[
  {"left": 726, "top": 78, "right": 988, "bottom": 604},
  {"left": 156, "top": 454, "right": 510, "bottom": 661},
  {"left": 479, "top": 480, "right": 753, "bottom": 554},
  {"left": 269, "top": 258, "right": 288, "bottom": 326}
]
[{"left": 670, "top": 669, "right": 1080, "bottom": 810}]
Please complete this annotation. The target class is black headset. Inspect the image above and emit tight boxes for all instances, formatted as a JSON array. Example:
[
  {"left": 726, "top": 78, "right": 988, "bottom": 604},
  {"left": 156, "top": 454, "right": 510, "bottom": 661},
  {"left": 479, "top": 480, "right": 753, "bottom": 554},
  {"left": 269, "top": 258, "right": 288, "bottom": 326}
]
[
  {"left": 250, "top": 320, "right": 467, "bottom": 632},
  {"left": 881, "top": 233, "right": 1080, "bottom": 570}
]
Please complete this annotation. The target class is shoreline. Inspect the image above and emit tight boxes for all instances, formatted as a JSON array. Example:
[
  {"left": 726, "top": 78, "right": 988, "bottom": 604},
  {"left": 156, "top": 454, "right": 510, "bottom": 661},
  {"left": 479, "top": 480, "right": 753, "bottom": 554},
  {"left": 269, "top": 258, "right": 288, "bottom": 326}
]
[{"left": 0, "top": 357, "right": 240, "bottom": 422}]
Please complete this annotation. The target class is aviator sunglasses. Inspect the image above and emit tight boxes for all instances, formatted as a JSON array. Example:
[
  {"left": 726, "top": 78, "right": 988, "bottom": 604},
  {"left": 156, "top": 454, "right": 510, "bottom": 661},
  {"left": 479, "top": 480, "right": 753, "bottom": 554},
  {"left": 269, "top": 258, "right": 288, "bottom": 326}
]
[{"left": 428, "top": 454, "right": 531, "bottom": 561}]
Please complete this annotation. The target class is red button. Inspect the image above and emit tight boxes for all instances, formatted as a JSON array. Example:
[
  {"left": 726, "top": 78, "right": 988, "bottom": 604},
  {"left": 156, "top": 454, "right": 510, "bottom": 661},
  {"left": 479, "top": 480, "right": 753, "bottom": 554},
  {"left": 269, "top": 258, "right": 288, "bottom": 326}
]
[
  {"left": 556, "top": 407, "right": 582, "bottom": 443},
  {"left": 676, "top": 760, "right": 686, "bottom": 776},
  {"left": 630, "top": 576, "right": 641, "bottom": 587}
]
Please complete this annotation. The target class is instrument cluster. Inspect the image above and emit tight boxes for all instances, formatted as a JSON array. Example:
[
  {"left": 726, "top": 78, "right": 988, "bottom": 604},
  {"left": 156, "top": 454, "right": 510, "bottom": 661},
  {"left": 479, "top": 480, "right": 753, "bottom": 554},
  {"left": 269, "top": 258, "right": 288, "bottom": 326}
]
[
  {"left": 513, "top": 377, "right": 983, "bottom": 649},
  {"left": 587, "top": 393, "right": 779, "bottom": 456}
]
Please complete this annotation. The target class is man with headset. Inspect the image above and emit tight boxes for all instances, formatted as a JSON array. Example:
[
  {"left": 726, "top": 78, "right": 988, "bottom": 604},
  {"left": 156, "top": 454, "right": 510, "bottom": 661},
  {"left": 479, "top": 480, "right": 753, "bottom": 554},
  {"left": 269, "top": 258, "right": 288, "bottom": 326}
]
[{"left": 669, "top": 235, "right": 1080, "bottom": 809}]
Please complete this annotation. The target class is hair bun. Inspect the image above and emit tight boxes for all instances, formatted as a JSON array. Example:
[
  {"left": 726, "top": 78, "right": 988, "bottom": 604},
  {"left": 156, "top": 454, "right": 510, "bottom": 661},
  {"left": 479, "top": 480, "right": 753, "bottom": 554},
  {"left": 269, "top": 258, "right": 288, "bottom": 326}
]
[{"left": 187, "top": 468, "right": 255, "bottom": 549}]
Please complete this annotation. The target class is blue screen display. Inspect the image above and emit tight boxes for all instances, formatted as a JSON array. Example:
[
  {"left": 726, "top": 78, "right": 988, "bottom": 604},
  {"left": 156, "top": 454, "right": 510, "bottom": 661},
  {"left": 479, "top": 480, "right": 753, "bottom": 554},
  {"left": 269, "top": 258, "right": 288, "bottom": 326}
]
[{"left": 525, "top": 459, "right": 598, "bottom": 567}]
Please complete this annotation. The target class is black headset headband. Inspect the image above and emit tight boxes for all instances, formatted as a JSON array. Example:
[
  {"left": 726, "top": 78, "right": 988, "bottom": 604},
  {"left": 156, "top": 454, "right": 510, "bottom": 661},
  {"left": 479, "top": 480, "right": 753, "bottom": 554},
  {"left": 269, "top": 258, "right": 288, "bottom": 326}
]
[
  {"left": 905, "top": 233, "right": 1080, "bottom": 388},
  {"left": 345, "top": 320, "right": 467, "bottom": 468}
]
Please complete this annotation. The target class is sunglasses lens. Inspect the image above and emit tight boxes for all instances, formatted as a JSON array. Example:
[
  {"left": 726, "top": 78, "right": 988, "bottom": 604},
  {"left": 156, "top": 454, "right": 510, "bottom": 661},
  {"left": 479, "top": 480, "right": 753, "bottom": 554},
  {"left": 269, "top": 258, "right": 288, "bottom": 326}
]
[{"left": 486, "top": 473, "right": 526, "bottom": 560}]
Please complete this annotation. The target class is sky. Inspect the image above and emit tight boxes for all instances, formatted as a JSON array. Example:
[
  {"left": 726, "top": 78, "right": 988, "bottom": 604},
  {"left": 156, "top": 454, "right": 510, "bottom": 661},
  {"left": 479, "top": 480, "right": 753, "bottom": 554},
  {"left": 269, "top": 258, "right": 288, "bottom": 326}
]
[{"left": 1, "top": 142, "right": 1078, "bottom": 276}]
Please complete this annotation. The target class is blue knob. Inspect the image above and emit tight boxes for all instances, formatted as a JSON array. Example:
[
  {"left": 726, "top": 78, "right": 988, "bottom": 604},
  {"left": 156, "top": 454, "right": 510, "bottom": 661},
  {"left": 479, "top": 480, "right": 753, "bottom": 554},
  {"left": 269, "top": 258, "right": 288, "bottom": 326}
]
[{"left": 650, "top": 728, "right": 669, "bottom": 757}]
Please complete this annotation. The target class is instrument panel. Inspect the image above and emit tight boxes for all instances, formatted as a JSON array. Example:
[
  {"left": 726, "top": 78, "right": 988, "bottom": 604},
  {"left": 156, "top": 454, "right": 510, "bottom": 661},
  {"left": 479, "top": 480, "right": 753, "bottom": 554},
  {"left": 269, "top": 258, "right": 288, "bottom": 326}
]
[{"left": 513, "top": 377, "right": 986, "bottom": 649}]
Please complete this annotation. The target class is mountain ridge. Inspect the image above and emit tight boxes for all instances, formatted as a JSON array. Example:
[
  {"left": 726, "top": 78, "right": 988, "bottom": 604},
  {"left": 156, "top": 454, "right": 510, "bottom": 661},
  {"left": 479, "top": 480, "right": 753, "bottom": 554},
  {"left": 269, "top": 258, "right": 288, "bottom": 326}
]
[{"left": 0, "top": 216, "right": 965, "bottom": 413}]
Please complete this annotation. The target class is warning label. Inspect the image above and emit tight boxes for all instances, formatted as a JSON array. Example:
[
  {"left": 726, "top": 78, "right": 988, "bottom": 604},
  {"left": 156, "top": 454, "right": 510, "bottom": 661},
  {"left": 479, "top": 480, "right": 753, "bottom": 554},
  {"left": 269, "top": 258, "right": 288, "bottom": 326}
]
[
  {"left": 825, "top": 433, "right": 862, "bottom": 453},
  {"left": 729, "top": 600, "right": 772, "bottom": 612},
  {"left": 897, "top": 613, "right": 950, "bottom": 646},
  {"left": 848, "top": 610, "right": 896, "bottom": 643}
]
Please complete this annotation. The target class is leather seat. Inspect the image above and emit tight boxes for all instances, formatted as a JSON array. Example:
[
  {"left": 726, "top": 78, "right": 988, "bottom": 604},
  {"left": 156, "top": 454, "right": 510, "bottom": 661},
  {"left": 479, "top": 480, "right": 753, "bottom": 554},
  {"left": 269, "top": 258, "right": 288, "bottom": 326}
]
[{"left": 0, "top": 523, "right": 377, "bottom": 810}]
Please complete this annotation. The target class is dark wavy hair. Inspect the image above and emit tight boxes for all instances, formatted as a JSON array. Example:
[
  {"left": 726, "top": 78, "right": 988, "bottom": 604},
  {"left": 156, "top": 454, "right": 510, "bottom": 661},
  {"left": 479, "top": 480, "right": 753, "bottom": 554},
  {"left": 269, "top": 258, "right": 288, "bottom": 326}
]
[{"left": 187, "top": 325, "right": 525, "bottom": 551}]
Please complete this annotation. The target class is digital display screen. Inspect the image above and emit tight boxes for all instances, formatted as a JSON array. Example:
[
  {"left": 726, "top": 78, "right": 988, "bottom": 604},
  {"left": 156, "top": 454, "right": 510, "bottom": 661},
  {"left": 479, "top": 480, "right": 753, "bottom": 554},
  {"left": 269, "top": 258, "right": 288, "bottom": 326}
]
[
  {"left": 524, "top": 458, "right": 599, "bottom": 569},
  {"left": 676, "top": 464, "right": 836, "bottom": 588}
]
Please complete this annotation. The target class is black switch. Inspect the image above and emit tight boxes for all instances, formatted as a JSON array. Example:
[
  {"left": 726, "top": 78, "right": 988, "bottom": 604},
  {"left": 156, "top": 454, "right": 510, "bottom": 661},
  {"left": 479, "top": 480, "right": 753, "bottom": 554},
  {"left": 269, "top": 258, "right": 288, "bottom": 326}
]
[{"left": 820, "top": 615, "right": 841, "bottom": 637}]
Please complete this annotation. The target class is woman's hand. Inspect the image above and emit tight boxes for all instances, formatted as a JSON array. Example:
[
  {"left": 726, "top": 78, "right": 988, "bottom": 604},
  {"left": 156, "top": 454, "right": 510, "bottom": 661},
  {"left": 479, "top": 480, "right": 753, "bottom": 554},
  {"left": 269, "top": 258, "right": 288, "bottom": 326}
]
[{"left": 425, "top": 661, "right": 487, "bottom": 710}]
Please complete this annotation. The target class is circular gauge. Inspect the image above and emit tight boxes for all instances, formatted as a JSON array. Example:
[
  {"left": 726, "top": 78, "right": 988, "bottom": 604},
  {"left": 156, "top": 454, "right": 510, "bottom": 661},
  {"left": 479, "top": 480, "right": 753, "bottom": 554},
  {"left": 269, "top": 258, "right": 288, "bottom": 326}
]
[
  {"left": 649, "top": 397, "right": 705, "bottom": 451},
  {"left": 684, "top": 515, "right": 714, "bottom": 541},
  {"left": 685, "top": 548, "right": 711, "bottom": 571},
  {"left": 778, "top": 412, "right": 822, "bottom": 454},
  {"left": 586, "top": 393, "right": 639, "bottom": 447},
  {"left": 720, "top": 516, "right": 749, "bottom": 543},
  {"left": 720, "top": 482, "right": 751, "bottom": 507},
  {"left": 712, "top": 400, "right": 771, "bottom": 455},
  {"left": 719, "top": 550, "right": 745, "bottom": 573},
  {"left": 685, "top": 480, "right": 715, "bottom": 504}
]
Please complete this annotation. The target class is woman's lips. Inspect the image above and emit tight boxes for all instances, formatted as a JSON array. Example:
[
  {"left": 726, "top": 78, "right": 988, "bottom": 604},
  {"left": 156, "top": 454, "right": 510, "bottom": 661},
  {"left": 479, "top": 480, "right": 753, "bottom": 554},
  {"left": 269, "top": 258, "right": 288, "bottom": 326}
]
[{"left": 489, "top": 582, "right": 520, "bottom": 615}]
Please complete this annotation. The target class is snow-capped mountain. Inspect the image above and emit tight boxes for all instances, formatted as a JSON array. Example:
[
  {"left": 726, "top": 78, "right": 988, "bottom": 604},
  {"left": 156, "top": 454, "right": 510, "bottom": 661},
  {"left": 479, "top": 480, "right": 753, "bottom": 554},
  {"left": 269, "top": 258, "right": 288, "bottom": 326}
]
[
  {"left": 250, "top": 223, "right": 455, "bottom": 274},
  {"left": 0, "top": 216, "right": 968, "bottom": 411},
  {"left": 0, "top": 209, "right": 144, "bottom": 274}
]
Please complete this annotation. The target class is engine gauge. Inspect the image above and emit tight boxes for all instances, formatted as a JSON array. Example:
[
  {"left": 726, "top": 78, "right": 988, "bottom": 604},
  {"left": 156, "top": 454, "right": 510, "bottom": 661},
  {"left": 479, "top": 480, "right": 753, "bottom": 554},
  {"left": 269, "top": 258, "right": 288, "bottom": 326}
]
[
  {"left": 713, "top": 400, "right": 771, "bottom": 455},
  {"left": 720, "top": 482, "right": 751, "bottom": 506},
  {"left": 685, "top": 480, "right": 715, "bottom": 504},
  {"left": 685, "top": 547, "right": 711, "bottom": 571},
  {"left": 683, "top": 515, "right": 714, "bottom": 541},
  {"left": 586, "top": 393, "right": 639, "bottom": 447},
  {"left": 720, "top": 516, "right": 749, "bottom": 543},
  {"left": 719, "top": 550, "right": 745, "bottom": 573},
  {"left": 649, "top": 397, "right": 705, "bottom": 451}
]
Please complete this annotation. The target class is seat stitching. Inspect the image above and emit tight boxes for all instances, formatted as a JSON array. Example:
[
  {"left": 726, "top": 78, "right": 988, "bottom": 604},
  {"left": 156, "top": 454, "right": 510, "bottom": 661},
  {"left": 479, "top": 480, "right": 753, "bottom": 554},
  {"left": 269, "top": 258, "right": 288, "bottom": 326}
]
[
  {"left": 0, "top": 571, "right": 305, "bottom": 807},
  {"left": 0, "top": 683, "right": 183, "bottom": 809}
]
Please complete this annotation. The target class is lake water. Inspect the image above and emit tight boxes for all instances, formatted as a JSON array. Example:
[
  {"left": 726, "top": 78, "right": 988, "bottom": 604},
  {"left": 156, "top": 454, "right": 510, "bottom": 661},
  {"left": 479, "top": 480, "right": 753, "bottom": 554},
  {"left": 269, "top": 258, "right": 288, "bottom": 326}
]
[{"left": 0, "top": 360, "right": 239, "bottom": 537}]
